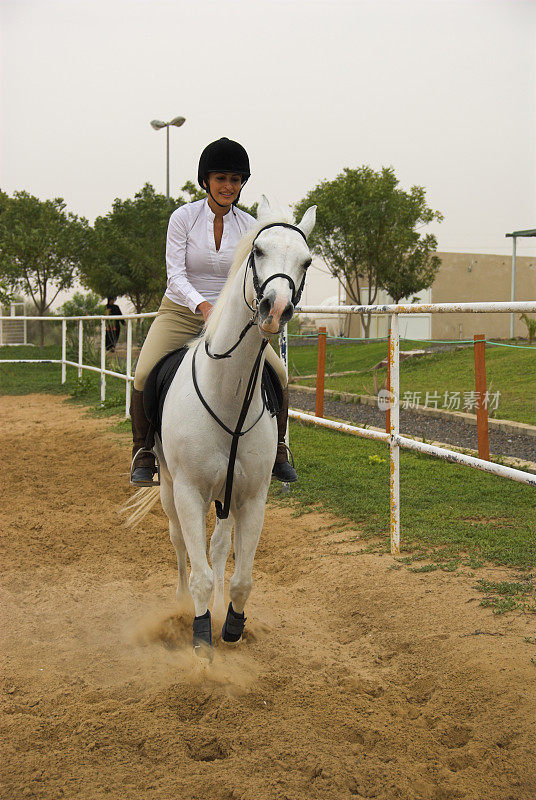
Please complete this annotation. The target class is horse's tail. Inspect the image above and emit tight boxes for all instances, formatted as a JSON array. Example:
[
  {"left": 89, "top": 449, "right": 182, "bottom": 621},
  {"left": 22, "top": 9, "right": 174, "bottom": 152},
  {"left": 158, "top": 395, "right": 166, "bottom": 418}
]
[{"left": 121, "top": 486, "right": 161, "bottom": 527}]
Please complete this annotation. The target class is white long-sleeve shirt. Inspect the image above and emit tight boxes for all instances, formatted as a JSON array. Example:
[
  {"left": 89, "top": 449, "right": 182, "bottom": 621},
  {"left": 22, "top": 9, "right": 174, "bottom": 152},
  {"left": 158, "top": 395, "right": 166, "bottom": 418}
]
[{"left": 164, "top": 198, "right": 256, "bottom": 313}]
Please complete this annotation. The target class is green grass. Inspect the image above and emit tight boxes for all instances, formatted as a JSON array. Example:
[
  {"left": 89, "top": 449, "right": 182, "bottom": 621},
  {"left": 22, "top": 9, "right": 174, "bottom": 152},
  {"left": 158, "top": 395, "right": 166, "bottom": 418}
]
[
  {"left": 408, "top": 564, "right": 439, "bottom": 573},
  {"left": 286, "top": 338, "right": 417, "bottom": 376},
  {"left": 0, "top": 344, "right": 130, "bottom": 417},
  {"left": 270, "top": 420, "right": 535, "bottom": 570},
  {"left": 288, "top": 340, "right": 536, "bottom": 425},
  {"left": 2, "top": 346, "right": 535, "bottom": 573},
  {"left": 474, "top": 578, "right": 535, "bottom": 614},
  {"left": 0, "top": 345, "right": 65, "bottom": 394}
]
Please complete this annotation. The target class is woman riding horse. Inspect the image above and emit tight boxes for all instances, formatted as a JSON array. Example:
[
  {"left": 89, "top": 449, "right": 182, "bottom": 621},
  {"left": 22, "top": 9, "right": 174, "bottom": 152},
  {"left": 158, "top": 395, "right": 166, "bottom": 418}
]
[{"left": 130, "top": 137, "right": 297, "bottom": 486}]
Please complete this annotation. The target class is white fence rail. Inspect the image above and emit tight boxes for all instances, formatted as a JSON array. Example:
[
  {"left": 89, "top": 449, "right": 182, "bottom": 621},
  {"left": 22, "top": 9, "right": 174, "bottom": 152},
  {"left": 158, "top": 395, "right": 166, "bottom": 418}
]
[
  {"left": 0, "top": 312, "right": 156, "bottom": 417},
  {"left": 1, "top": 302, "right": 535, "bottom": 554}
]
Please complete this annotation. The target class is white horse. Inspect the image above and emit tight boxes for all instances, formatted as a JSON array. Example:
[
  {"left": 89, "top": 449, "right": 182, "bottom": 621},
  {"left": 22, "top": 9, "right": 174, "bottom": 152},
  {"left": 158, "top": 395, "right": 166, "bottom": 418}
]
[{"left": 125, "top": 197, "right": 316, "bottom": 656}]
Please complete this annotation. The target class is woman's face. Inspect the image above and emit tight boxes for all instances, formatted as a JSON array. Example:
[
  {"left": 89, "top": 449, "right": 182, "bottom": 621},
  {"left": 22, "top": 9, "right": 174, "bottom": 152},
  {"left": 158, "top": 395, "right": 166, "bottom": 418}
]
[{"left": 206, "top": 172, "right": 242, "bottom": 206}]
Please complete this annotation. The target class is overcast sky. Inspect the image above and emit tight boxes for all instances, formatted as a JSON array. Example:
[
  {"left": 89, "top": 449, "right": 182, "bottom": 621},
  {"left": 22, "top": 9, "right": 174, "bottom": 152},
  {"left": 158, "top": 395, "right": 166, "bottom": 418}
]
[{"left": 2, "top": 0, "right": 535, "bottom": 299}]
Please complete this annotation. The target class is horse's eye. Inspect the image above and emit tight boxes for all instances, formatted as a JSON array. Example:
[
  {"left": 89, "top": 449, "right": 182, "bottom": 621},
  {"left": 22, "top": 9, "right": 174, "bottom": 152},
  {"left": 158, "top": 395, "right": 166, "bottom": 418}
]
[
  {"left": 254, "top": 246, "right": 264, "bottom": 258},
  {"left": 303, "top": 258, "right": 312, "bottom": 270}
]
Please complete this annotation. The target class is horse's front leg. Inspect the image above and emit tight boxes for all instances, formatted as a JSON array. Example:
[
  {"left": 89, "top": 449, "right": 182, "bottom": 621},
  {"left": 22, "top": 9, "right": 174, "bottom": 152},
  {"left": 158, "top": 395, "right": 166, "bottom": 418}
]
[
  {"left": 222, "top": 497, "right": 266, "bottom": 644},
  {"left": 173, "top": 481, "right": 214, "bottom": 655},
  {"left": 209, "top": 516, "right": 233, "bottom": 619},
  {"left": 159, "top": 473, "right": 189, "bottom": 606}
]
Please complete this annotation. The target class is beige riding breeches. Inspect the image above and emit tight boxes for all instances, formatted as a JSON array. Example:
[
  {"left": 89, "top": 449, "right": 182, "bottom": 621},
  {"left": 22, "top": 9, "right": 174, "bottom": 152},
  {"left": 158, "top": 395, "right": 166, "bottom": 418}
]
[{"left": 133, "top": 295, "right": 288, "bottom": 391}]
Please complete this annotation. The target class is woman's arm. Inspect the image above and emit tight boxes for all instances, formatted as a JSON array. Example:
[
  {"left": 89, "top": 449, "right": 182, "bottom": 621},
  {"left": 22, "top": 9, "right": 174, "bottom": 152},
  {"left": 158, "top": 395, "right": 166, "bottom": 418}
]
[{"left": 166, "top": 208, "right": 207, "bottom": 314}]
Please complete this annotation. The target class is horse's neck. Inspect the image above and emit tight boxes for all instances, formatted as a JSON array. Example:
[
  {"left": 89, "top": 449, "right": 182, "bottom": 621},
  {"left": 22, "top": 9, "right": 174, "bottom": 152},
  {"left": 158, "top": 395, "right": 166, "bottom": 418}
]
[{"left": 197, "top": 265, "right": 266, "bottom": 407}]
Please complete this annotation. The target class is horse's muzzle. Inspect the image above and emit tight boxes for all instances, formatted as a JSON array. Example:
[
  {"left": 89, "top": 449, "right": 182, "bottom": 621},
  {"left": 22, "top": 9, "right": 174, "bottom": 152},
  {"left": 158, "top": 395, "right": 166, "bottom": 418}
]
[{"left": 258, "top": 289, "right": 294, "bottom": 334}]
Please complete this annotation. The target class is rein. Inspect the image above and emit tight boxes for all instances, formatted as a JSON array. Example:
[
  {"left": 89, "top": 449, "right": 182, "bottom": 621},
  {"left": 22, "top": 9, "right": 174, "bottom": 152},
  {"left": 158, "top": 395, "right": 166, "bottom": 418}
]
[
  {"left": 204, "top": 316, "right": 257, "bottom": 360},
  {"left": 192, "top": 342, "right": 268, "bottom": 439},
  {"left": 192, "top": 339, "right": 269, "bottom": 520},
  {"left": 193, "top": 221, "right": 309, "bottom": 519}
]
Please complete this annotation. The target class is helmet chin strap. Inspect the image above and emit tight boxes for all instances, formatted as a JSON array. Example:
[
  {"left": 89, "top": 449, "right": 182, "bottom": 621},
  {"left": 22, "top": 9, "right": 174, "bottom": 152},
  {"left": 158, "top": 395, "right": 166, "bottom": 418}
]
[{"left": 207, "top": 186, "right": 231, "bottom": 209}]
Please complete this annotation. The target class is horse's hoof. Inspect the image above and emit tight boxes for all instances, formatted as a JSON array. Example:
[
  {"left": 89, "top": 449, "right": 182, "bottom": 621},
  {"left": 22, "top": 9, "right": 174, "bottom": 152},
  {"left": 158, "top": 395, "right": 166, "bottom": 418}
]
[
  {"left": 222, "top": 636, "right": 242, "bottom": 648},
  {"left": 221, "top": 602, "right": 246, "bottom": 644},
  {"left": 193, "top": 642, "right": 214, "bottom": 662}
]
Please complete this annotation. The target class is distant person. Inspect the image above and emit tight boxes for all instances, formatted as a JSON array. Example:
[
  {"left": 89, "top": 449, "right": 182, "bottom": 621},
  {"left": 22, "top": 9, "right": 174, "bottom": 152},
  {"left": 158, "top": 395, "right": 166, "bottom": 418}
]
[{"left": 105, "top": 297, "right": 125, "bottom": 353}]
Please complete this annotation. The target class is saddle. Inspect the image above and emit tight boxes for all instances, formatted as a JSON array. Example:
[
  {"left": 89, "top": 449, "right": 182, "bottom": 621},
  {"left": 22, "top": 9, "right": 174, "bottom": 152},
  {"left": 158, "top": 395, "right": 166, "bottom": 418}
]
[{"left": 143, "top": 346, "right": 283, "bottom": 449}]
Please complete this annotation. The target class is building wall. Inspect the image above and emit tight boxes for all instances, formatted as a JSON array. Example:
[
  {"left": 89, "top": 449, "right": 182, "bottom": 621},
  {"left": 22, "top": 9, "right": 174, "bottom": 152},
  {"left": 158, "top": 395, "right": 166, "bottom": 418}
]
[
  {"left": 430, "top": 252, "right": 535, "bottom": 339},
  {"left": 345, "top": 251, "right": 535, "bottom": 340},
  {"left": 345, "top": 286, "right": 432, "bottom": 340}
]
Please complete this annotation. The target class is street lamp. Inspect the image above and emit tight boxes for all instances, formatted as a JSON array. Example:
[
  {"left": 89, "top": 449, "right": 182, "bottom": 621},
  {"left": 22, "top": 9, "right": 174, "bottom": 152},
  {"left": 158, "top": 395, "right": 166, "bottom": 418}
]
[{"left": 150, "top": 115, "right": 186, "bottom": 201}]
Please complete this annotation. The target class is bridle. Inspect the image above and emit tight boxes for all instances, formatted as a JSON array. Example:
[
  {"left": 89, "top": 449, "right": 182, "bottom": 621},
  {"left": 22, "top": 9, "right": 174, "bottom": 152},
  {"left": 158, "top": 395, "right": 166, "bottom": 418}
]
[
  {"left": 246, "top": 221, "right": 309, "bottom": 310},
  {"left": 204, "top": 222, "right": 309, "bottom": 361},
  {"left": 191, "top": 221, "right": 310, "bottom": 519}
]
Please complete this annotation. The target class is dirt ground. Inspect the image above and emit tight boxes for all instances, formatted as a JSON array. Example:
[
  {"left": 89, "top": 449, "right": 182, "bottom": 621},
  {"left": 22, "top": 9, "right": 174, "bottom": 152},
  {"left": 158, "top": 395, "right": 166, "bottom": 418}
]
[{"left": 1, "top": 394, "right": 534, "bottom": 800}]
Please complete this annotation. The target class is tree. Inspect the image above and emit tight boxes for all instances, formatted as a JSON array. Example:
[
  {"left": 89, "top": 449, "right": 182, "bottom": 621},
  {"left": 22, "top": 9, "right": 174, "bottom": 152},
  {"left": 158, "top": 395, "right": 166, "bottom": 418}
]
[
  {"left": 520, "top": 313, "right": 536, "bottom": 345},
  {"left": 0, "top": 192, "right": 14, "bottom": 307},
  {"left": 180, "top": 180, "right": 205, "bottom": 204},
  {"left": 0, "top": 190, "right": 90, "bottom": 345},
  {"left": 59, "top": 290, "right": 105, "bottom": 317},
  {"left": 374, "top": 187, "right": 441, "bottom": 305},
  {"left": 79, "top": 183, "right": 181, "bottom": 317},
  {"left": 59, "top": 291, "right": 106, "bottom": 358},
  {"left": 294, "top": 167, "right": 442, "bottom": 337}
]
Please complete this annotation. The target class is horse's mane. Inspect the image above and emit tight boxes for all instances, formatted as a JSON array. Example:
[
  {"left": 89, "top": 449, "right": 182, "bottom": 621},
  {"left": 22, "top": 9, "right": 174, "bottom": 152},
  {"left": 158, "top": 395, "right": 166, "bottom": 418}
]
[{"left": 191, "top": 210, "right": 293, "bottom": 347}]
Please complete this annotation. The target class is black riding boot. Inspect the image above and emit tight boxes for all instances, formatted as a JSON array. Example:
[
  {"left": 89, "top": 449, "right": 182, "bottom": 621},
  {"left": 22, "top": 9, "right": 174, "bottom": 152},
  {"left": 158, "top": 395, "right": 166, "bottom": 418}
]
[
  {"left": 272, "top": 387, "right": 298, "bottom": 482},
  {"left": 130, "top": 388, "right": 157, "bottom": 486}
]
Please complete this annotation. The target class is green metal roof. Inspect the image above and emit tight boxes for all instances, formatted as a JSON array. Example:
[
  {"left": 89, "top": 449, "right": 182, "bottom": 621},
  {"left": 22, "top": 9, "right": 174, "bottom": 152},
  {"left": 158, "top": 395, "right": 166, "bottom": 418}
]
[{"left": 505, "top": 229, "right": 536, "bottom": 237}]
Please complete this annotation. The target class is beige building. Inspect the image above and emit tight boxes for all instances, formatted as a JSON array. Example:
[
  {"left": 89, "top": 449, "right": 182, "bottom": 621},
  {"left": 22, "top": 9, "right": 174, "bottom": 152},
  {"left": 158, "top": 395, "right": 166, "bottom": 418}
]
[{"left": 345, "top": 251, "right": 535, "bottom": 340}]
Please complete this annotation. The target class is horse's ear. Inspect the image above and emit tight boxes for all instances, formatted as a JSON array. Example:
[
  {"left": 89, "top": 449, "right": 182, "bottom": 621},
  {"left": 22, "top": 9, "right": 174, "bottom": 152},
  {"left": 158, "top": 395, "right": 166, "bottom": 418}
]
[
  {"left": 257, "top": 195, "right": 271, "bottom": 220},
  {"left": 297, "top": 205, "right": 317, "bottom": 238}
]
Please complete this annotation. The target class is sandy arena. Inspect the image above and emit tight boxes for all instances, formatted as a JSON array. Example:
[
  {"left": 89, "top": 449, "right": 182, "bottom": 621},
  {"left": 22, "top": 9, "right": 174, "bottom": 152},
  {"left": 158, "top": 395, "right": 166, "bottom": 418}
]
[{"left": 1, "top": 394, "right": 534, "bottom": 800}]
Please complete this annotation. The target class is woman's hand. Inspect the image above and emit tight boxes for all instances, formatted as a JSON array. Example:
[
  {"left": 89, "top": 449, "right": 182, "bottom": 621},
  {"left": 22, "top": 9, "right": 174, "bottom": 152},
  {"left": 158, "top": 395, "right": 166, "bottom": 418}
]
[{"left": 197, "top": 301, "right": 213, "bottom": 324}]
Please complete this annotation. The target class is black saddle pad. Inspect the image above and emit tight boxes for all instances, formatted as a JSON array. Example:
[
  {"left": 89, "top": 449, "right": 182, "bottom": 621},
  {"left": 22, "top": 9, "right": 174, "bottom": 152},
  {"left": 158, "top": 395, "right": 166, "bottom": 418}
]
[
  {"left": 143, "top": 346, "right": 283, "bottom": 443},
  {"left": 143, "top": 347, "right": 189, "bottom": 441}
]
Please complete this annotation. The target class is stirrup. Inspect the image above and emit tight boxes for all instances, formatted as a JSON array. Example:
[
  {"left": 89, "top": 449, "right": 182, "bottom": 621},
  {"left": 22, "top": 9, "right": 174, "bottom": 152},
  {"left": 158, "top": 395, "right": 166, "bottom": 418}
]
[
  {"left": 277, "top": 441, "right": 295, "bottom": 466},
  {"left": 130, "top": 448, "right": 161, "bottom": 487}
]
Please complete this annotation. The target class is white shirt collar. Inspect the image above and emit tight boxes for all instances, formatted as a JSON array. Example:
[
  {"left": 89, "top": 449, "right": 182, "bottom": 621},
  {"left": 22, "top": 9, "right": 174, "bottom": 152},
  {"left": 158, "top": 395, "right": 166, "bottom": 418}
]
[{"left": 205, "top": 198, "right": 233, "bottom": 222}]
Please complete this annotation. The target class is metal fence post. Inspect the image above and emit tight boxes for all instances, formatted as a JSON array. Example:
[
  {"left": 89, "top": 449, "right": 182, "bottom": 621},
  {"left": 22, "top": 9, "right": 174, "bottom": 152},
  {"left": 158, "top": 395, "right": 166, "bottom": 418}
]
[
  {"left": 100, "top": 320, "right": 106, "bottom": 405},
  {"left": 61, "top": 320, "right": 66, "bottom": 384},
  {"left": 510, "top": 236, "right": 517, "bottom": 339},
  {"left": 125, "top": 318, "right": 132, "bottom": 418},
  {"left": 389, "top": 314, "right": 400, "bottom": 555},
  {"left": 474, "top": 334, "right": 490, "bottom": 461},
  {"left": 385, "top": 324, "right": 391, "bottom": 434},
  {"left": 315, "top": 326, "right": 327, "bottom": 418},
  {"left": 78, "top": 320, "right": 83, "bottom": 379}
]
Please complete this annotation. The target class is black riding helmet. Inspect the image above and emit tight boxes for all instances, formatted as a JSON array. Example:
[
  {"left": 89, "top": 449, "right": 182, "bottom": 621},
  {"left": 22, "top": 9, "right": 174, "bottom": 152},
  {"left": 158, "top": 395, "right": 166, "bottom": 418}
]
[{"left": 198, "top": 137, "right": 251, "bottom": 206}]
